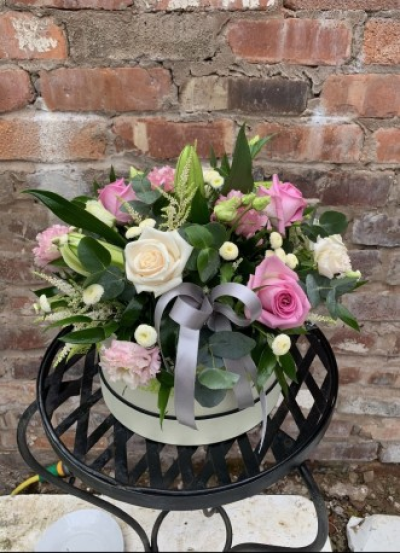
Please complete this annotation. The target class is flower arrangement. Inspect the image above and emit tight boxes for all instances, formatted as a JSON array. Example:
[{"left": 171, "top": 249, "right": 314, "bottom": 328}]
[{"left": 27, "top": 125, "right": 364, "bottom": 432}]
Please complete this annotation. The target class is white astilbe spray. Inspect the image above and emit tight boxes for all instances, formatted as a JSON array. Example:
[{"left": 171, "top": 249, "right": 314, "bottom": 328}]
[{"left": 33, "top": 271, "right": 78, "bottom": 297}]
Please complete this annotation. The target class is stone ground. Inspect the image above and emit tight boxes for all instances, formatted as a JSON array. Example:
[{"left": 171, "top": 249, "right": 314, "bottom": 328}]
[{"left": 1, "top": 455, "right": 400, "bottom": 552}]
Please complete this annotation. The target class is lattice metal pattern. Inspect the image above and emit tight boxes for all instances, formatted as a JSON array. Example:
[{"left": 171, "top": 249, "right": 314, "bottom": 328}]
[{"left": 37, "top": 326, "right": 338, "bottom": 511}]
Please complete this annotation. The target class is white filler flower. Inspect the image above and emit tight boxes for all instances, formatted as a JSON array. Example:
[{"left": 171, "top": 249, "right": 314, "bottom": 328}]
[
  {"left": 219, "top": 241, "right": 239, "bottom": 261},
  {"left": 125, "top": 227, "right": 143, "bottom": 239},
  {"left": 139, "top": 218, "right": 157, "bottom": 229},
  {"left": 39, "top": 294, "right": 52, "bottom": 313},
  {"left": 285, "top": 253, "right": 299, "bottom": 269},
  {"left": 270, "top": 232, "right": 283, "bottom": 250},
  {"left": 272, "top": 334, "right": 291, "bottom": 357},
  {"left": 134, "top": 324, "right": 158, "bottom": 348},
  {"left": 82, "top": 284, "right": 104, "bottom": 305}
]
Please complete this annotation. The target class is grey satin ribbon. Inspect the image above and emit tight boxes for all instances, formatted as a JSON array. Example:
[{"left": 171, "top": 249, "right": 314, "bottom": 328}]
[{"left": 154, "top": 282, "right": 269, "bottom": 444}]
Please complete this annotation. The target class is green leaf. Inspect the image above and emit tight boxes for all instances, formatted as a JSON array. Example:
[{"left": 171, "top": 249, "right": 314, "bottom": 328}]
[
  {"left": 59, "top": 322, "right": 119, "bottom": 344},
  {"left": 204, "top": 222, "right": 227, "bottom": 249},
  {"left": 249, "top": 135, "right": 274, "bottom": 159},
  {"left": 306, "top": 274, "right": 321, "bottom": 308},
  {"left": 157, "top": 382, "right": 172, "bottom": 427},
  {"left": 256, "top": 348, "right": 277, "bottom": 390},
  {"left": 335, "top": 303, "right": 360, "bottom": 331},
  {"left": 77, "top": 237, "right": 111, "bottom": 273},
  {"left": 220, "top": 154, "right": 231, "bottom": 177},
  {"left": 195, "top": 380, "right": 226, "bottom": 408},
  {"left": 157, "top": 371, "right": 174, "bottom": 388},
  {"left": 279, "top": 353, "right": 298, "bottom": 382},
  {"left": 119, "top": 296, "right": 146, "bottom": 328},
  {"left": 198, "top": 367, "right": 240, "bottom": 390},
  {"left": 109, "top": 166, "right": 117, "bottom": 183},
  {"left": 84, "top": 266, "right": 125, "bottom": 300},
  {"left": 131, "top": 177, "right": 161, "bottom": 204},
  {"left": 326, "top": 289, "right": 338, "bottom": 319},
  {"left": 331, "top": 277, "right": 359, "bottom": 296},
  {"left": 209, "top": 331, "right": 256, "bottom": 360},
  {"left": 275, "top": 366, "right": 289, "bottom": 396},
  {"left": 184, "top": 225, "right": 214, "bottom": 249},
  {"left": 47, "top": 315, "right": 92, "bottom": 328},
  {"left": 318, "top": 211, "right": 348, "bottom": 235},
  {"left": 197, "top": 248, "right": 220, "bottom": 283},
  {"left": 188, "top": 188, "right": 210, "bottom": 224},
  {"left": 23, "top": 190, "right": 126, "bottom": 247},
  {"left": 209, "top": 146, "right": 217, "bottom": 169},
  {"left": 222, "top": 124, "right": 254, "bottom": 195},
  {"left": 122, "top": 200, "right": 151, "bottom": 218}
]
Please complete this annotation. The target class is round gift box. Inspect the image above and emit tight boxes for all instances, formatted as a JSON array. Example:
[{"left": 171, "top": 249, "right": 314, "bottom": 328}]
[{"left": 99, "top": 369, "right": 281, "bottom": 446}]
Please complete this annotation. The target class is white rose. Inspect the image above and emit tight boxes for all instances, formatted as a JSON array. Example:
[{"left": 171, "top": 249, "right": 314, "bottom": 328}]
[
  {"left": 271, "top": 334, "right": 291, "bottom": 356},
  {"left": 125, "top": 227, "right": 193, "bottom": 297},
  {"left": 85, "top": 200, "right": 116, "bottom": 228},
  {"left": 313, "top": 234, "right": 352, "bottom": 279},
  {"left": 270, "top": 232, "right": 283, "bottom": 250},
  {"left": 134, "top": 324, "right": 158, "bottom": 348},
  {"left": 219, "top": 241, "right": 239, "bottom": 261}
]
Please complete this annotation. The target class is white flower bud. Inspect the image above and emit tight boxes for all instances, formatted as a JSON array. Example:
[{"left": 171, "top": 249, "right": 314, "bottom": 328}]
[
  {"left": 39, "top": 294, "right": 52, "bottom": 313},
  {"left": 219, "top": 241, "right": 239, "bottom": 261},
  {"left": 271, "top": 334, "right": 291, "bottom": 357},
  {"left": 125, "top": 226, "right": 143, "bottom": 239},
  {"left": 265, "top": 249, "right": 275, "bottom": 258},
  {"left": 285, "top": 253, "right": 299, "bottom": 269},
  {"left": 134, "top": 324, "right": 158, "bottom": 348},
  {"left": 270, "top": 232, "right": 283, "bottom": 250},
  {"left": 139, "top": 218, "right": 157, "bottom": 229},
  {"left": 274, "top": 248, "right": 287, "bottom": 262},
  {"left": 85, "top": 200, "right": 116, "bottom": 228},
  {"left": 82, "top": 284, "right": 104, "bottom": 306}
]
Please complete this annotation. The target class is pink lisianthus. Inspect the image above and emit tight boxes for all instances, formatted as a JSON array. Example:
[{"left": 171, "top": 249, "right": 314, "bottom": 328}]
[
  {"left": 99, "top": 339, "right": 161, "bottom": 389},
  {"left": 247, "top": 256, "right": 311, "bottom": 330},
  {"left": 215, "top": 190, "right": 269, "bottom": 238},
  {"left": 33, "top": 224, "right": 71, "bottom": 269},
  {"left": 147, "top": 166, "right": 175, "bottom": 193},
  {"left": 98, "top": 179, "right": 137, "bottom": 224},
  {"left": 260, "top": 174, "right": 307, "bottom": 235}
]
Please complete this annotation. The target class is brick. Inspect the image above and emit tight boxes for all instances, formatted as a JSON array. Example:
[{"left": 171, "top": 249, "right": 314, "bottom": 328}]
[
  {"left": 361, "top": 418, "right": 400, "bottom": 442},
  {"left": 10, "top": 355, "right": 44, "bottom": 379},
  {"left": 353, "top": 213, "right": 400, "bottom": 247},
  {"left": 9, "top": 0, "right": 132, "bottom": 8},
  {"left": 0, "top": 115, "right": 107, "bottom": 162},
  {"left": 285, "top": 0, "right": 399, "bottom": 8},
  {"left": 279, "top": 170, "right": 321, "bottom": 198},
  {"left": 181, "top": 77, "right": 308, "bottom": 114},
  {"left": 380, "top": 443, "right": 400, "bottom": 463},
  {"left": 0, "top": 381, "right": 36, "bottom": 406},
  {"left": 375, "top": 128, "right": 400, "bottom": 163},
  {"left": 320, "top": 171, "right": 391, "bottom": 207},
  {"left": 0, "top": 256, "right": 38, "bottom": 284},
  {"left": 149, "top": 0, "right": 278, "bottom": 10},
  {"left": 67, "top": 13, "right": 225, "bottom": 63},
  {"left": 321, "top": 75, "right": 400, "bottom": 118},
  {"left": 0, "top": 12, "right": 67, "bottom": 60},
  {"left": 338, "top": 384, "right": 400, "bottom": 417},
  {"left": 0, "top": 70, "right": 34, "bottom": 113},
  {"left": 364, "top": 19, "right": 400, "bottom": 65},
  {"left": 387, "top": 252, "right": 400, "bottom": 285},
  {"left": 254, "top": 123, "right": 363, "bottom": 163},
  {"left": 339, "top": 366, "right": 361, "bottom": 385},
  {"left": 330, "top": 328, "right": 377, "bottom": 356},
  {"left": 0, "top": 326, "right": 49, "bottom": 351},
  {"left": 345, "top": 293, "right": 400, "bottom": 322},
  {"left": 227, "top": 19, "right": 352, "bottom": 66},
  {"left": 310, "top": 439, "right": 378, "bottom": 463},
  {"left": 113, "top": 117, "right": 234, "bottom": 159},
  {"left": 349, "top": 250, "right": 382, "bottom": 280},
  {"left": 41, "top": 67, "right": 173, "bottom": 112}
]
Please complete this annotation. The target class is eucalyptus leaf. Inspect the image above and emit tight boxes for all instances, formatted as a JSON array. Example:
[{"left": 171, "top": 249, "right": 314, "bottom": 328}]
[
  {"left": 195, "top": 380, "right": 227, "bottom": 407},
  {"left": 204, "top": 222, "right": 227, "bottom": 249},
  {"left": 335, "top": 303, "right": 360, "bottom": 331},
  {"left": 306, "top": 274, "right": 321, "bottom": 308},
  {"left": 198, "top": 367, "right": 240, "bottom": 390},
  {"left": 184, "top": 225, "right": 214, "bottom": 249},
  {"left": 197, "top": 248, "right": 220, "bottom": 282},
  {"left": 84, "top": 266, "right": 125, "bottom": 300},
  {"left": 319, "top": 211, "right": 348, "bottom": 235},
  {"left": 209, "top": 331, "right": 256, "bottom": 360}
]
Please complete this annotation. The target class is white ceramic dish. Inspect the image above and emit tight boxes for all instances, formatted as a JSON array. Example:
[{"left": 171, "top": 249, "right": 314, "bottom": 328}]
[{"left": 35, "top": 508, "right": 124, "bottom": 552}]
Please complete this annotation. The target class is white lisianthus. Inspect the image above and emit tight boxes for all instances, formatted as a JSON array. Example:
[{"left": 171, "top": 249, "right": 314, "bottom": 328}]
[
  {"left": 126, "top": 227, "right": 143, "bottom": 239},
  {"left": 139, "top": 218, "right": 157, "bottom": 229},
  {"left": 274, "top": 248, "right": 287, "bottom": 262},
  {"left": 270, "top": 232, "right": 283, "bottom": 250},
  {"left": 39, "top": 294, "right": 51, "bottom": 313},
  {"left": 219, "top": 241, "right": 239, "bottom": 261},
  {"left": 313, "top": 234, "right": 352, "bottom": 279},
  {"left": 125, "top": 227, "right": 193, "bottom": 297},
  {"left": 203, "top": 169, "right": 224, "bottom": 189},
  {"left": 271, "top": 334, "right": 291, "bottom": 357},
  {"left": 134, "top": 324, "right": 158, "bottom": 348},
  {"left": 82, "top": 284, "right": 104, "bottom": 305},
  {"left": 285, "top": 253, "right": 299, "bottom": 269},
  {"left": 85, "top": 200, "right": 116, "bottom": 228}
]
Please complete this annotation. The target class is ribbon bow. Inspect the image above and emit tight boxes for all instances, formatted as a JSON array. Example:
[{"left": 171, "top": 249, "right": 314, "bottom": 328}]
[{"left": 154, "top": 282, "right": 269, "bottom": 441}]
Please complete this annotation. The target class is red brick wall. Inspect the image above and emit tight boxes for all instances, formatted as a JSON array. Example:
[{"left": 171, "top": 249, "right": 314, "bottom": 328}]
[{"left": 1, "top": 0, "right": 399, "bottom": 464}]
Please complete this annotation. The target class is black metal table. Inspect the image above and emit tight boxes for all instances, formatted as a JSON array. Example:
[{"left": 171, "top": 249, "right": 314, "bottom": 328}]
[{"left": 17, "top": 326, "right": 338, "bottom": 552}]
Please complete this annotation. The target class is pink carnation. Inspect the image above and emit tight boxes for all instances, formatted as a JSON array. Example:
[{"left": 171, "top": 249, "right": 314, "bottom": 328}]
[
  {"left": 99, "top": 339, "right": 161, "bottom": 389},
  {"left": 147, "top": 166, "right": 175, "bottom": 193},
  {"left": 33, "top": 224, "right": 71, "bottom": 269},
  {"left": 216, "top": 190, "right": 269, "bottom": 238}
]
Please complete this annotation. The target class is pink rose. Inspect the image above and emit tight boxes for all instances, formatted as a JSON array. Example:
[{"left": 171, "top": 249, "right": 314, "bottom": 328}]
[
  {"left": 261, "top": 174, "right": 307, "bottom": 235},
  {"left": 98, "top": 179, "right": 137, "bottom": 224},
  {"left": 247, "top": 256, "right": 311, "bottom": 330},
  {"left": 147, "top": 166, "right": 175, "bottom": 193},
  {"left": 33, "top": 224, "right": 71, "bottom": 269},
  {"left": 99, "top": 339, "right": 161, "bottom": 389}
]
